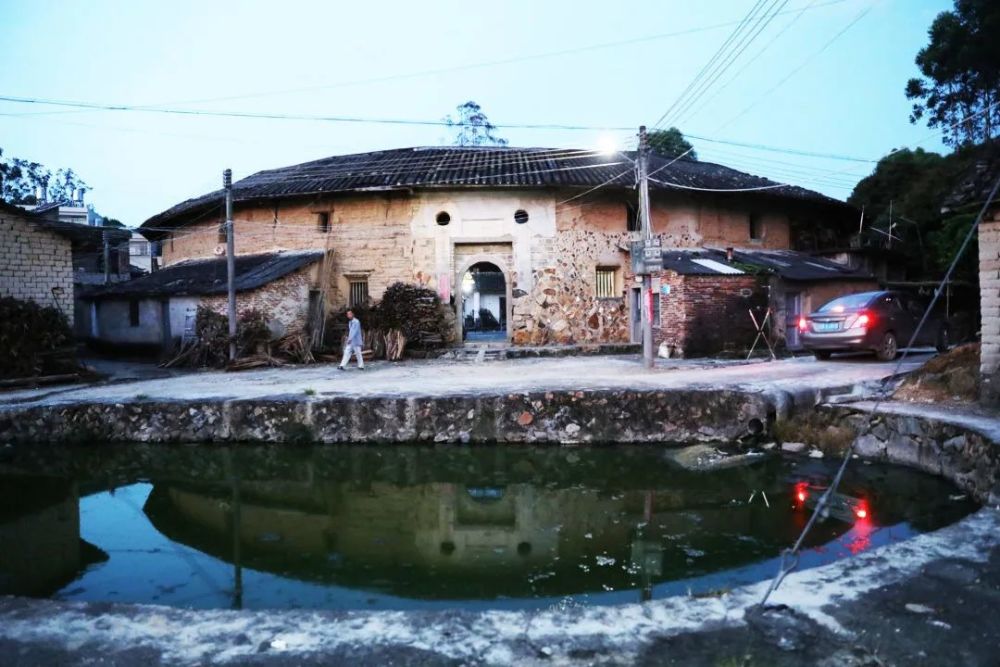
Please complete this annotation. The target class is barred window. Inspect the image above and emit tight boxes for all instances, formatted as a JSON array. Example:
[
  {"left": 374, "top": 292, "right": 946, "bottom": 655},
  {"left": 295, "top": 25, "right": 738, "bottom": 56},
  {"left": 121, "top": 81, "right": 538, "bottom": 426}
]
[
  {"left": 349, "top": 279, "right": 369, "bottom": 308},
  {"left": 596, "top": 267, "right": 618, "bottom": 298},
  {"left": 317, "top": 212, "right": 330, "bottom": 233}
]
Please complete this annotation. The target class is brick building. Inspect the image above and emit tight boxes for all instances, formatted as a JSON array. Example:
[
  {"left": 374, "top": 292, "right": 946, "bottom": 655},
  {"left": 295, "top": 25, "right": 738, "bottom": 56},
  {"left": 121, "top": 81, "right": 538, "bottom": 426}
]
[{"left": 138, "top": 146, "right": 862, "bottom": 354}]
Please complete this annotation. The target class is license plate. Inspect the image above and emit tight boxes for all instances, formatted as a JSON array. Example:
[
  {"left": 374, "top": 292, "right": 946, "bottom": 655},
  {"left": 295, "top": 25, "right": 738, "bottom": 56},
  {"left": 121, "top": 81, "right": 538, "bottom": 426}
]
[{"left": 815, "top": 322, "right": 840, "bottom": 332}]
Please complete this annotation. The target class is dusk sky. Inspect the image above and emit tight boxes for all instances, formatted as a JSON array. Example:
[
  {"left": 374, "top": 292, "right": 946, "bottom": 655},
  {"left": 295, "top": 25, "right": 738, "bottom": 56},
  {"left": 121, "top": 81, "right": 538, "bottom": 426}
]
[{"left": 0, "top": 0, "right": 951, "bottom": 226}]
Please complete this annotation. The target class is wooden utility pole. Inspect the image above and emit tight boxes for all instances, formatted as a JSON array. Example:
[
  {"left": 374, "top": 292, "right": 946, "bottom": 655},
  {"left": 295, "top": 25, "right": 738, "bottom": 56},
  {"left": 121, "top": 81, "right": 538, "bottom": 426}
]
[
  {"left": 102, "top": 231, "right": 111, "bottom": 285},
  {"left": 224, "top": 169, "right": 237, "bottom": 361},
  {"left": 637, "top": 126, "right": 654, "bottom": 369}
]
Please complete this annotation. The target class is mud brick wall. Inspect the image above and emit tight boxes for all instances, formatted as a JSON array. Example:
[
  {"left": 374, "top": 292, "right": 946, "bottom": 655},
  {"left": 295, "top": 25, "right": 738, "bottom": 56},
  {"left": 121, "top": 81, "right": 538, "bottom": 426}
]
[
  {"left": 0, "top": 211, "right": 74, "bottom": 326},
  {"left": 200, "top": 267, "right": 316, "bottom": 335},
  {"left": 981, "top": 210, "right": 1000, "bottom": 404},
  {"left": 655, "top": 273, "right": 765, "bottom": 356},
  {"left": 163, "top": 194, "right": 417, "bottom": 308}
]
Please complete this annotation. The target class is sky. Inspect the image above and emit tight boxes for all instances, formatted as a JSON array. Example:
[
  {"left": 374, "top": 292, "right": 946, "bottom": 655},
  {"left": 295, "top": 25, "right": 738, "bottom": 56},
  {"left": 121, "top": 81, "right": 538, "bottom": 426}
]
[{"left": 0, "top": 0, "right": 952, "bottom": 226}]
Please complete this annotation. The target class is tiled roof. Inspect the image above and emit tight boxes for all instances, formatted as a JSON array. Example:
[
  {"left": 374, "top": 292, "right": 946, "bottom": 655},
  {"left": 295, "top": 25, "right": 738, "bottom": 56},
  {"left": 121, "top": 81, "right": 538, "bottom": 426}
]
[
  {"left": 140, "top": 146, "right": 852, "bottom": 236},
  {"left": 662, "top": 247, "right": 873, "bottom": 281},
  {"left": 83, "top": 250, "right": 324, "bottom": 299}
]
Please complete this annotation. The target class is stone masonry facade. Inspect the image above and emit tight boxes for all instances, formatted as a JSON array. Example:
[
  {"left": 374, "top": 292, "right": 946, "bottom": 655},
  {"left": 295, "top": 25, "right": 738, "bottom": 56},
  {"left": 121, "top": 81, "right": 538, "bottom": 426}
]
[
  {"left": 980, "top": 208, "right": 1000, "bottom": 404},
  {"left": 0, "top": 210, "right": 74, "bottom": 327},
  {"left": 156, "top": 188, "right": 843, "bottom": 350}
]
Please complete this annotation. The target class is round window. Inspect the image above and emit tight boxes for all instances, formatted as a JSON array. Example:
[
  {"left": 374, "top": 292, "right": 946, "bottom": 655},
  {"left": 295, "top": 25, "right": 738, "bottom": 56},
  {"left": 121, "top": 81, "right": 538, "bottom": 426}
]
[
  {"left": 436, "top": 211, "right": 451, "bottom": 226},
  {"left": 513, "top": 209, "right": 529, "bottom": 224}
]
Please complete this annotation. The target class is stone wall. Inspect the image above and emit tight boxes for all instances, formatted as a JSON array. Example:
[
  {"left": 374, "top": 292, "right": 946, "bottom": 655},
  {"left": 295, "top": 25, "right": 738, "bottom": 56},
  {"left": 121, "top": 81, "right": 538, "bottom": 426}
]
[
  {"left": 0, "top": 388, "right": 772, "bottom": 446},
  {"left": 0, "top": 211, "right": 74, "bottom": 326},
  {"left": 200, "top": 265, "right": 318, "bottom": 336},
  {"left": 980, "top": 209, "right": 1000, "bottom": 404}
]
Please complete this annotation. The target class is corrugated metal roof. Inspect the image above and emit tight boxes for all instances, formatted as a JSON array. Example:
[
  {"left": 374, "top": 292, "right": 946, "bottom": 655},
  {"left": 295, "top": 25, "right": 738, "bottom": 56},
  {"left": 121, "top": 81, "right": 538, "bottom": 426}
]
[
  {"left": 662, "top": 247, "right": 873, "bottom": 281},
  {"left": 83, "top": 250, "right": 324, "bottom": 299},
  {"left": 140, "top": 146, "right": 852, "bottom": 237}
]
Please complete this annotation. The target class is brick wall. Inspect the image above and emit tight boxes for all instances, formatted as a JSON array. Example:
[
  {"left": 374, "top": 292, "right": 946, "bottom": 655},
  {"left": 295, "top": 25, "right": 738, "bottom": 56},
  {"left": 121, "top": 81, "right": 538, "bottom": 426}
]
[
  {"left": 0, "top": 211, "right": 74, "bottom": 326},
  {"left": 654, "top": 272, "right": 766, "bottom": 356},
  {"left": 980, "top": 210, "right": 1000, "bottom": 404}
]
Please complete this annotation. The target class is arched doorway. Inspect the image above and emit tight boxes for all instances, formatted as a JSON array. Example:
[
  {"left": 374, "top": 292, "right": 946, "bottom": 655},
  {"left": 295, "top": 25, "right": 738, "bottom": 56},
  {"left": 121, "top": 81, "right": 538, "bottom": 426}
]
[{"left": 459, "top": 261, "right": 508, "bottom": 343}]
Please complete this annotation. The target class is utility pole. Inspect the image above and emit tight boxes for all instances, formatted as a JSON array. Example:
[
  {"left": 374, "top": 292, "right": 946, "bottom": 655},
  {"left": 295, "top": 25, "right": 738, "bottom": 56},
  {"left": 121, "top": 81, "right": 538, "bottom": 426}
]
[
  {"left": 102, "top": 231, "right": 111, "bottom": 285},
  {"left": 224, "top": 169, "right": 237, "bottom": 362},
  {"left": 637, "top": 126, "right": 655, "bottom": 370}
]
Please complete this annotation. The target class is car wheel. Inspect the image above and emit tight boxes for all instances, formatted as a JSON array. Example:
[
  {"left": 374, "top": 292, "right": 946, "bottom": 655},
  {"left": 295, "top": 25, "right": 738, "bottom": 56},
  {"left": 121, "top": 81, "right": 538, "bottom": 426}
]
[
  {"left": 876, "top": 331, "right": 898, "bottom": 361},
  {"left": 813, "top": 351, "right": 832, "bottom": 360},
  {"left": 936, "top": 326, "right": 950, "bottom": 353}
]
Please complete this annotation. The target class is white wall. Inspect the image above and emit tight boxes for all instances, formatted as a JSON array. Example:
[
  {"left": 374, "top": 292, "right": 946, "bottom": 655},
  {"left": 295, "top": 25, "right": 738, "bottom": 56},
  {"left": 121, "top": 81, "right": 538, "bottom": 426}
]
[
  {"left": 94, "top": 298, "right": 164, "bottom": 345},
  {"left": 412, "top": 190, "right": 557, "bottom": 297}
]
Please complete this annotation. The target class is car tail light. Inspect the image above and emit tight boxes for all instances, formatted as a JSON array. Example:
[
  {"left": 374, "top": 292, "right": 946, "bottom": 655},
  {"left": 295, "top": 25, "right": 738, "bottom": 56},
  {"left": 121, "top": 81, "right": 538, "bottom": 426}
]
[
  {"left": 798, "top": 316, "right": 808, "bottom": 332},
  {"left": 847, "top": 311, "right": 873, "bottom": 329},
  {"left": 854, "top": 499, "right": 869, "bottom": 520}
]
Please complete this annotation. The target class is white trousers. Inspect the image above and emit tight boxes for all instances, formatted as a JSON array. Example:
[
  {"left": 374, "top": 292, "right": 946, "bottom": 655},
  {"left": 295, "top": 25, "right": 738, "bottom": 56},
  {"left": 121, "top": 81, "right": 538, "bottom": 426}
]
[{"left": 340, "top": 344, "right": 364, "bottom": 368}]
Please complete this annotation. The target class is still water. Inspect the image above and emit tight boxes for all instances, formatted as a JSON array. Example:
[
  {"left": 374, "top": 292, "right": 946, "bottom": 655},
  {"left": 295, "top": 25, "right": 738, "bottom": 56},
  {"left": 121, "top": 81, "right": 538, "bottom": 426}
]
[{"left": 0, "top": 444, "right": 976, "bottom": 611}]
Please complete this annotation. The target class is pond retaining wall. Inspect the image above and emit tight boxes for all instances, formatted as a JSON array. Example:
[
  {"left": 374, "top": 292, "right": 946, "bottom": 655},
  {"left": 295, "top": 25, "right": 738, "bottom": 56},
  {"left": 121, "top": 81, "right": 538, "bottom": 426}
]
[{"left": 0, "top": 388, "right": 773, "bottom": 445}]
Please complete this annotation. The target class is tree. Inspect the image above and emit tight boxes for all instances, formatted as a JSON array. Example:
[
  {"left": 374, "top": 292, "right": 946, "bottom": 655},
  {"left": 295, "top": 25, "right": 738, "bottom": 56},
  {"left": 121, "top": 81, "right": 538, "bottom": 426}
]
[
  {"left": 647, "top": 127, "right": 697, "bottom": 160},
  {"left": 444, "top": 101, "right": 508, "bottom": 147},
  {"left": 848, "top": 147, "right": 979, "bottom": 280},
  {"left": 0, "top": 148, "right": 89, "bottom": 205},
  {"left": 905, "top": 0, "right": 1000, "bottom": 147}
]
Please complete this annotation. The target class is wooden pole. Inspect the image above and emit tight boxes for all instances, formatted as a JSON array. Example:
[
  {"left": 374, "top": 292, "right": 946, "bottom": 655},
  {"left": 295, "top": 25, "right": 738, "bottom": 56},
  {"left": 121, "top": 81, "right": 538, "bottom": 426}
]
[
  {"left": 638, "top": 126, "right": 654, "bottom": 370},
  {"left": 224, "top": 169, "right": 236, "bottom": 361}
]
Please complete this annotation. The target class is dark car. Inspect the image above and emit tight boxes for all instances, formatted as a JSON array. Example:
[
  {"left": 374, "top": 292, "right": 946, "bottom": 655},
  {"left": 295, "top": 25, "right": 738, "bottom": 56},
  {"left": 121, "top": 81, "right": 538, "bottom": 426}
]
[{"left": 799, "top": 290, "right": 950, "bottom": 361}]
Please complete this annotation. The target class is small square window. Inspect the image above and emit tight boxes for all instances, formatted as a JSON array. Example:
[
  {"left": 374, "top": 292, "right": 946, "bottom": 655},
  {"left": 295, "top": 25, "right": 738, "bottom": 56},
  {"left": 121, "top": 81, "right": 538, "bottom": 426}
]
[
  {"left": 317, "top": 212, "right": 330, "bottom": 233},
  {"left": 349, "top": 278, "right": 369, "bottom": 308},
  {"left": 129, "top": 299, "right": 140, "bottom": 327},
  {"left": 596, "top": 267, "right": 618, "bottom": 298},
  {"left": 218, "top": 222, "right": 228, "bottom": 244}
]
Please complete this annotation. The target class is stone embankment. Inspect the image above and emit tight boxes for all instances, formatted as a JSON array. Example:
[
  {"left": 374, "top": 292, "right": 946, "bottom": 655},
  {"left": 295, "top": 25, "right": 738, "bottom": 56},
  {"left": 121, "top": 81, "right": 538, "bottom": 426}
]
[{"left": 0, "top": 388, "right": 771, "bottom": 445}]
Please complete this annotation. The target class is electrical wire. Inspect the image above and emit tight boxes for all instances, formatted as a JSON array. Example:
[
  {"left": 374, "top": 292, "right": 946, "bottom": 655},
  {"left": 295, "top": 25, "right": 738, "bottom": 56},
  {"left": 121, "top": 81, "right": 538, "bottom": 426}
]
[{"left": 667, "top": 0, "right": 792, "bottom": 129}]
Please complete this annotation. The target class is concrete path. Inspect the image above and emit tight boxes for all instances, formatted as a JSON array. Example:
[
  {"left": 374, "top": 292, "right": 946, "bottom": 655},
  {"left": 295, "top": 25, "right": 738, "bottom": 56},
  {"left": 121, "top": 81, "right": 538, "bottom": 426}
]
[{"left": 0, "top": 352, "right": 935, "bottom": 407}]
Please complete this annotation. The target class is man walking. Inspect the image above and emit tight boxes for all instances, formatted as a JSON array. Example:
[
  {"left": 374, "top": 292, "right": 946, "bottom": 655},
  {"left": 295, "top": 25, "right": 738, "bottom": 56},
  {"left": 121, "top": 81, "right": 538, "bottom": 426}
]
[{"left": 339, "top": 310, "right": 365, "bottom": 370}]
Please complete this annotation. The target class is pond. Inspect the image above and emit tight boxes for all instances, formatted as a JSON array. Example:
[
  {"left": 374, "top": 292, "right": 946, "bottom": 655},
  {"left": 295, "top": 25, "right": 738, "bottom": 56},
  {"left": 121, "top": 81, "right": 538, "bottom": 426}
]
[{"left": 0, "top": 444, "right": 977, "bottom": 612}]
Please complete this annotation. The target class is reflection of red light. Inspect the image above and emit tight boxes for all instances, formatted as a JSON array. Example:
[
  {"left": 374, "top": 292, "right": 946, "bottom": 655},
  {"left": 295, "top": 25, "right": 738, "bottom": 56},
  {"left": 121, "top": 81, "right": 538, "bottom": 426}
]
[{"left": 793, "top": 482, "right": 809, "bottom": 506}]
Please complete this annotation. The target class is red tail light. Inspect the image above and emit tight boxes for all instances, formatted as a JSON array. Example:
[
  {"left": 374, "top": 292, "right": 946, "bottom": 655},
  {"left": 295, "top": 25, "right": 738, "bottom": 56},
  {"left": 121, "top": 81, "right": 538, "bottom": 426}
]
[
  {"left": 854, "top": 499, "right": 869, "bottom": 520},
  {"left": 798, "top": 316, "right": 808, "bottom": 332},
  {"left": 849, "top": 311, "right": 873, "bottom": 329}
]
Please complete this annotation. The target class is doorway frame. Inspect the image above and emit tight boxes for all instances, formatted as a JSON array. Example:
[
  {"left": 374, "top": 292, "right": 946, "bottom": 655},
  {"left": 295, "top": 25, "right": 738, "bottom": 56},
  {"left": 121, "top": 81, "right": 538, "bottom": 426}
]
[{"left": 455, "top": 255, "right": 513, "bottom": 344}]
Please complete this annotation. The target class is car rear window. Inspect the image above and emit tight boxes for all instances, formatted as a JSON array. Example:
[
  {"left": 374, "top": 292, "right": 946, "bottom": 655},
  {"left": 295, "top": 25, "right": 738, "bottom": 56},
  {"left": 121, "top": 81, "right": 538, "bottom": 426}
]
[{"left": 817, "top": 292, "right": 879, "bottom": 313}]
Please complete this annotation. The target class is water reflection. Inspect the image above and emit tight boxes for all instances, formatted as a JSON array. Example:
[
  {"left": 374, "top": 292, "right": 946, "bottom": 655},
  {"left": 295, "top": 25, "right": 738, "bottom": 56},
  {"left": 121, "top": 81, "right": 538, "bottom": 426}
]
[{"left": 0, "top": 445, "right": 978, "bottom": 611}]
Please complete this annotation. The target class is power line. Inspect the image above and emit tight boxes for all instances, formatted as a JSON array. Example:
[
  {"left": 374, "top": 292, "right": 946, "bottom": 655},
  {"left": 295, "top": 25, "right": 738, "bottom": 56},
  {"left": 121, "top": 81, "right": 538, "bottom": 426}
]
[
  {"left": 652, "top": 0, "right": 771, "bottom": 130},
  {"left": 0, "top": 96, "right": 634, "bottom": 132},
  {"left": 667, "top": 0, "right": 792, "bottom": 129},
  {"left": 678, "top": 0, "right": 821, "bottom": 126},
  {"left": 721, "top": 2, "right": 875, "bottom": 129},
  {"left": 8, "top": 0, "right": 848, "bottom": 118}
]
